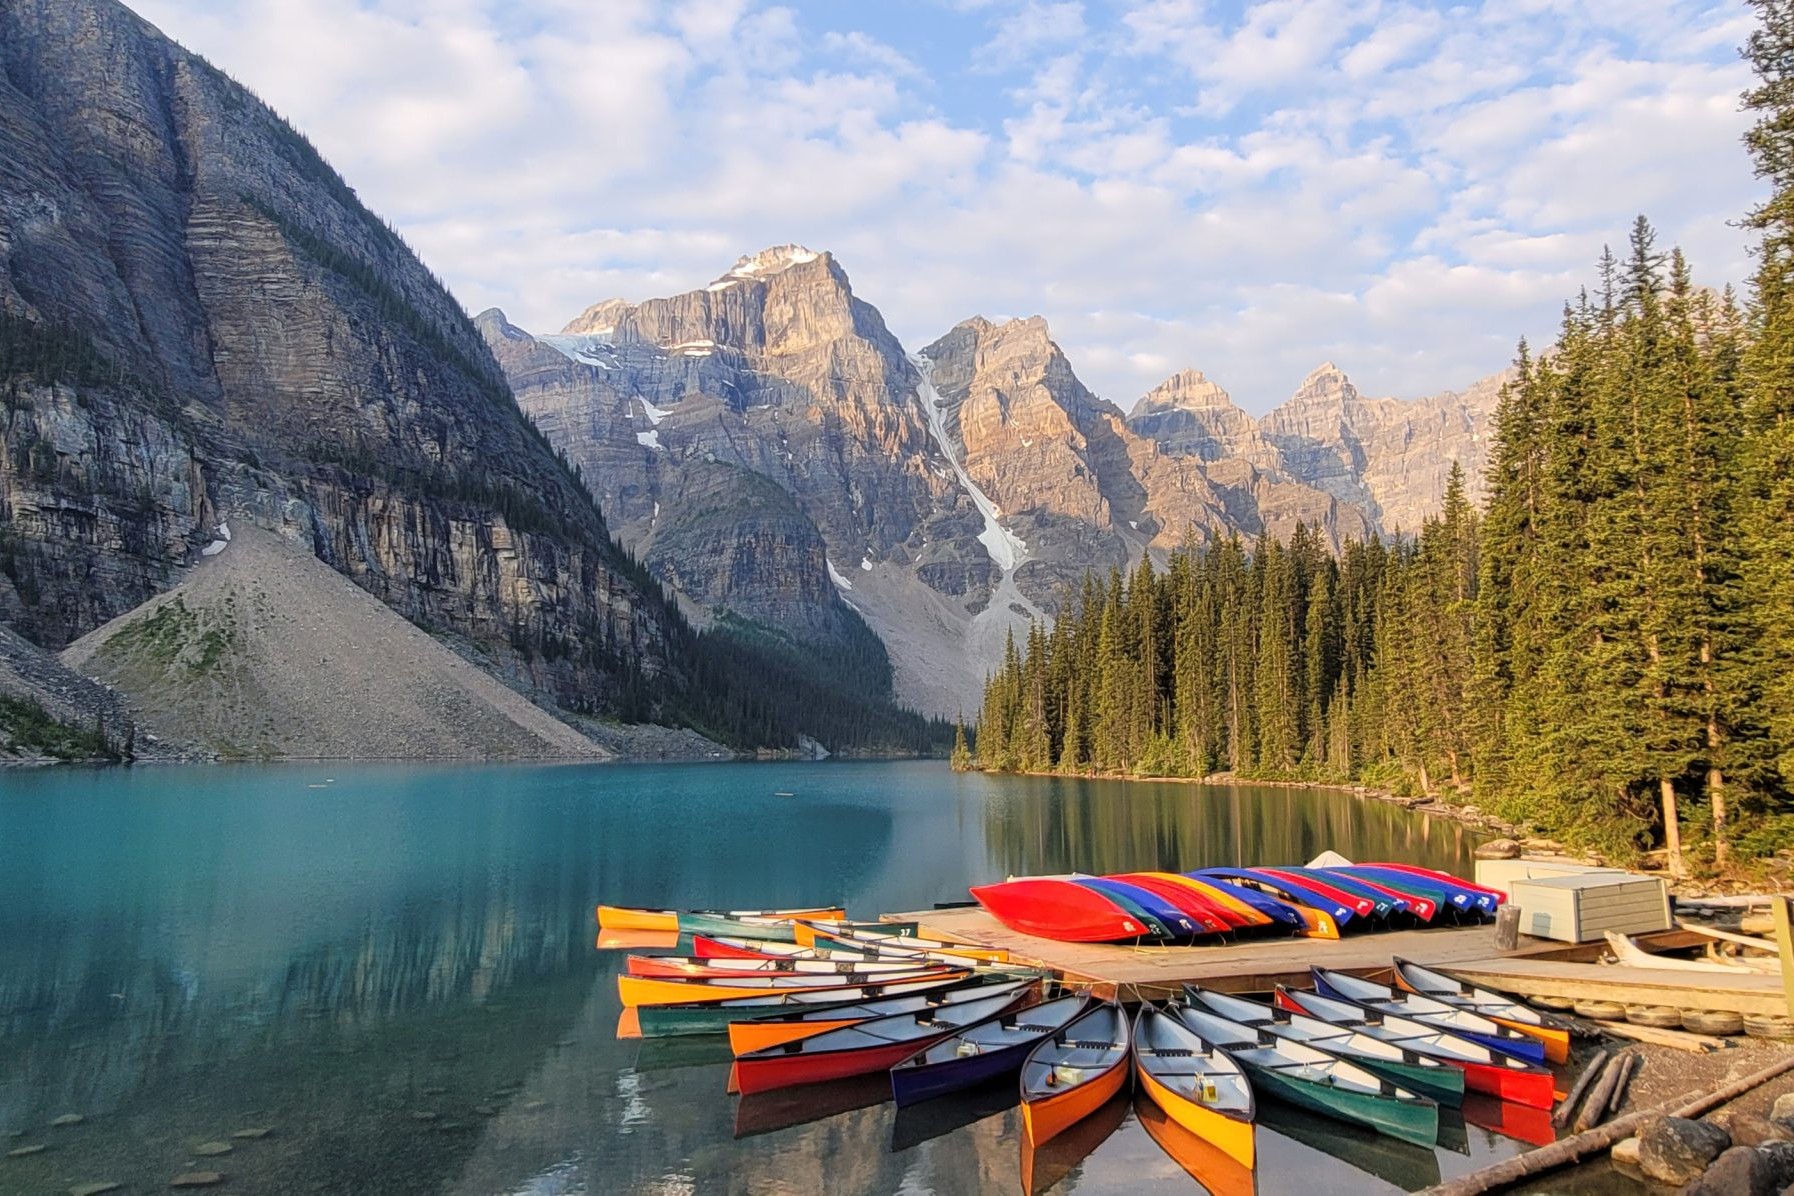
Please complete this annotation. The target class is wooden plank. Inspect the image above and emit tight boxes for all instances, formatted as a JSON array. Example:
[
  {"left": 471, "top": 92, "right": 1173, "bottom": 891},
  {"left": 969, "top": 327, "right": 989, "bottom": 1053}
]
[
  {"left": 1775, "top": 895, "right": 1794, "bottom": 1018},
  {"left": 1677, "top": 921, "right": 1778, "bottom": 953},
  {"left": 1443, "top": 956, "right": 1787, "bottom": 1016}
]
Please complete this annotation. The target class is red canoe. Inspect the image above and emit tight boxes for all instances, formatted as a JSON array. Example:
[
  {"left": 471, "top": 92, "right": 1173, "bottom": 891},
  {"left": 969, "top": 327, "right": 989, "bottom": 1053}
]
[
  {"left": 1275, "top": 986, "right": 1555, "bottom": 1110},
  {"left": 1253, "top": 868, "right": 1377, "bottom": 918},
  {"left": 1112, "top": 873, "right": 1244, "bottom": 932},
  {"left": 971, "top": 878, "right": 1150, "bottom": 942},
  {"left": 732, "top": 986, "right": 1034, "bottom": 1094},
  {"left": 1364, "top": 862, "right": 1509, "bottom": 902}
]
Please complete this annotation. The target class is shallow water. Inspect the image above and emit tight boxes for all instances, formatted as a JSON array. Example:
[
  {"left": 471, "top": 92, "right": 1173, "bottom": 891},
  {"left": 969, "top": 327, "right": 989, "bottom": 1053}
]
[{"left": 0, "top": 760, "right": 1529, "bottom": 1194}]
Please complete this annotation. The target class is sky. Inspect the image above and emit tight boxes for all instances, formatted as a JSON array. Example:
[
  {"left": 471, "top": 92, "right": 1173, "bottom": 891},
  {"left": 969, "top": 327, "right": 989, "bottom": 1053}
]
[{"left": 134, "top": 0, "right": 1764, "bottom": 414}]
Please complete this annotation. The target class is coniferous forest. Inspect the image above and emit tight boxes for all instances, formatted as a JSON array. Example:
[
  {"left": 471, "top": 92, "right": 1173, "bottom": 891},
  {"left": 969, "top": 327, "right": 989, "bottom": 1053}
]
[{"left": 969, "top": 0, "right": 1794, "bottom": 874}]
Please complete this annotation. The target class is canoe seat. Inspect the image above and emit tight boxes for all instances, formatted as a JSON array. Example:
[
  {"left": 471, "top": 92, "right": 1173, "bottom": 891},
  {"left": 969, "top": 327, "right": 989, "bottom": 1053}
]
[{"left": 1150, "top": 1048, "right": 1195, "bottom": 1058}]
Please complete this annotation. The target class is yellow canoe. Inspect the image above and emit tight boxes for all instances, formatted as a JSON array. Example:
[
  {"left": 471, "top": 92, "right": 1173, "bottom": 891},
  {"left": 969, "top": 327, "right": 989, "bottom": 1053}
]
[{"left": 1130, "top": 872, "right": 1274, "bottom": 928}]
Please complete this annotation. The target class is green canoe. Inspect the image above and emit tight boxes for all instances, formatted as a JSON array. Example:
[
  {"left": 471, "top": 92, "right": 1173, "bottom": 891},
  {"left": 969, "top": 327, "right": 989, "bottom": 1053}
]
[{"left": 1172, "top": 1003, "right": 1439, "bottom": 1147}]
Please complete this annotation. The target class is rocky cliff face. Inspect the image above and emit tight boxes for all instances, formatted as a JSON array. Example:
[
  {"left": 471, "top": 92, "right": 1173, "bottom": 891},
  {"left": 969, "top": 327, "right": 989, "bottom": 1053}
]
[
  {"left": 0, "top": 0, "right": 678, "bottom": 714},
  {"left": 1258, "top": 362, "right": 1504, "bottom": 534},
  {"left": 487, "top": 253, "right": 1504, "bottom": 716}
]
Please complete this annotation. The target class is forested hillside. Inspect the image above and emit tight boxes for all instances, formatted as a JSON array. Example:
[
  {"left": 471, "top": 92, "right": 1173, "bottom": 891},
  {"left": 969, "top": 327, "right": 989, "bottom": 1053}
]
[{"left": 970, "top": 0, "right": 1794, "bottom": 873}]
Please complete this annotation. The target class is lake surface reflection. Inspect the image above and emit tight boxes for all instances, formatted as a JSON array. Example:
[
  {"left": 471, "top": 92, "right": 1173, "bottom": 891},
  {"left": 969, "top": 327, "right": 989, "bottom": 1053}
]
[{"left": 0, "top": 760, "right": 1512, "bottom": 1194}]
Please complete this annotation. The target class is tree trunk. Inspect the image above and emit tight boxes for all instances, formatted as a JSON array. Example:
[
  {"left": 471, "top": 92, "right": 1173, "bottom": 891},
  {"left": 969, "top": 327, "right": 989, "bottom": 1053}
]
[{"left": 1660, "top": 776, "right": 1686, "bottom": 878}]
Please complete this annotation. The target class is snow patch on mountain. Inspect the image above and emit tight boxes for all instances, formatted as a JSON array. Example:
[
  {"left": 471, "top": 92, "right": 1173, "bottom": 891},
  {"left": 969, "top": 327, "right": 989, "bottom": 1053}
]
[
  {"left": 826, "top": 559, "right": 854, "bottom": 591},
  {"left": 912, "top": 355, "right": 1027, "bottom": 575}
]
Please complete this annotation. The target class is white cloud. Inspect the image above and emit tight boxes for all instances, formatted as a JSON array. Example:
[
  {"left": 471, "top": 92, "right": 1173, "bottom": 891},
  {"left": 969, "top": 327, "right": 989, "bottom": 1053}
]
[{"left": 128, "top": 0, "right": 1763, "bottom": 413}]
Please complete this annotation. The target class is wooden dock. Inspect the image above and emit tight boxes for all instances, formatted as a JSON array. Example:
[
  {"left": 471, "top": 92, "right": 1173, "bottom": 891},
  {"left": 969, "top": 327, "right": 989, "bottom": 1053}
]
[{"left": 884, "top": 907, "right": 1755, "bottom": 1006}]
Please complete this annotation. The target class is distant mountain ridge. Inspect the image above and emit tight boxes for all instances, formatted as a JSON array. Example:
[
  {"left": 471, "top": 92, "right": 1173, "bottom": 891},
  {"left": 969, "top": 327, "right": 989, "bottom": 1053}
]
[{"left": 484, "top": 246, "right": 1509, "bottom": 716}]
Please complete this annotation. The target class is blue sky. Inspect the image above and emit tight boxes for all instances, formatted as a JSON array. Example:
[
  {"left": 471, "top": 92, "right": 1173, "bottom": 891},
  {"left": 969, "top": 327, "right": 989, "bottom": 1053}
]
[{"left": 135, "top": 0, "right": 1762, "bottom": 412}]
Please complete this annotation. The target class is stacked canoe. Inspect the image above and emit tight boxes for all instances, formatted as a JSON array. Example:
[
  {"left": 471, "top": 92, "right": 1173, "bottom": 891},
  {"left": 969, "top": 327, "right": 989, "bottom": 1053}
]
[
  {"left": 596, "top": 902, "right": 1572, "bottom": 1190},
  {"left": 971, "top": 863, "right": 1502, "bottom": 944}
]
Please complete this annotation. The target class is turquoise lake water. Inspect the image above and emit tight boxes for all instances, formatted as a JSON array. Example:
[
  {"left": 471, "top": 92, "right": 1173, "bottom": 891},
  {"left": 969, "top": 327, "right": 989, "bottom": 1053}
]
[{"left": 0, "top": 760, "right": 1527, "bottom": 1194}]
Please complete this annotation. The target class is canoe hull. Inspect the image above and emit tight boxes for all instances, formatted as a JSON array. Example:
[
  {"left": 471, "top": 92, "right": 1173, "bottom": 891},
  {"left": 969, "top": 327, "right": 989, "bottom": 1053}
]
[
  {"left": 1347, "top": 1056, "right": 1464, "bottom": 1109},
  {"left": 1246, "top": 1062, "right": 1438, "bottom": 1147},
  {"left": 972, "top": 879, "right": 1151, "bottom": 942},
  {"left": 677, "top": 909, "right": 847, "bottom": 942},
  {"left": 597, "top": 905, "right": 678, "bottom": 932},
  {"left": 892, "top": 1036, "right": 1037, "bottom": 1107},
  {"left": 735, "top": 1036, "right": 937, "bottom": 1095},
  {"left": 728, "top": 1018, "right": 861, "bottom": 1055},
  {"left": 1492, "top": 1017, "right": 1571, "bottom": 1065},
  {"left": 1022, "top": 1055, "right": 1129, "bottom": 1146},
  {"left": 1135, "top": 1062, "right": 1256, "bottom": 1169},
  {"left": 1310, "top": 973, "right": 1549, "bottom": 1066},
  {"left": 1460, "top": 1058, "right": 1555, "bottom": 1110}
]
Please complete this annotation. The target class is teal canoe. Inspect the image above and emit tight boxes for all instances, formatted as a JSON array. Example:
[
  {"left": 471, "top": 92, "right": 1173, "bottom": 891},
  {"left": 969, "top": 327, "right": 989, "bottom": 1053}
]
[
  {"left": 1186, "top": 986, "right": 1464, "bottom": 1108},
  {"left": 1171, "top": 1003, "right": 1439, "bottom": 1147}
]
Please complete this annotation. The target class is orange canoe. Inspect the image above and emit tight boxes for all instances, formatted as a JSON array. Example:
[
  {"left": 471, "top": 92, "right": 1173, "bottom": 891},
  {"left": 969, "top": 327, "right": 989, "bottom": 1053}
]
[{"left": 1019, "top": 999, "right": 1132, "bottom": 1145}]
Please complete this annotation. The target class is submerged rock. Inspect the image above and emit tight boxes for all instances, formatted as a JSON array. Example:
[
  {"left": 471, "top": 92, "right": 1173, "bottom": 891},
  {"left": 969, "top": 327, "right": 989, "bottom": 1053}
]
[
  {"left": 169, "top": 1172, "right": 225, "bottom": 1188},
  {"left": 230, "top": 1128, "right": 271, "bottom": 1140},
  {"left": 6, "top": 1144, "right": 46, "bottom": 1157},
  {"left": 69, "top": 1183, "right": 122, "bottom": 1196},
  {"left": 192, "top": 1142, "right": 233, "bottom": 1157},
  {"left": 49, "top": 1114, "right": 86, "bottom": 1127}
]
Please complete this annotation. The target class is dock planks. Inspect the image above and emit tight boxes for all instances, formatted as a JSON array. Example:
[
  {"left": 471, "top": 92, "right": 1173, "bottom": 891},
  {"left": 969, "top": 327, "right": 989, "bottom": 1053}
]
[{"left": 883, "top": 907, "right": 1685, "bottom": 1000}]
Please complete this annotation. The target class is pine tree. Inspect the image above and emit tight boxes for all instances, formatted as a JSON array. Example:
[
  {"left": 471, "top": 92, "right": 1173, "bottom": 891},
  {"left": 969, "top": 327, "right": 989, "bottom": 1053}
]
[{"left": 950, "top": 715, "right": 972, "bottom": 771}]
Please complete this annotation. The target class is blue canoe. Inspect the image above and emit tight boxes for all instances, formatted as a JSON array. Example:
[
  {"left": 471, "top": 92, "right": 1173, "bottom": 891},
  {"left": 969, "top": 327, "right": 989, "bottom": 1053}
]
[
  {"left": 1330, "top": 866, "right": 1495, "bottom": 916},
  {"left": 1277, "top": 867, "right": 1408, "bottom": 919},
  {"left": 1195, "top": 868, "right": 1357, "bottom": 927},
  {"left": 1072, "top": 878, "right": 1195, "bottom": 938},
  {"left": 1183, "top": 873, "right": 1307, "bottom": 930},
  {"left": 1311, "top": 967, "right": 1548, "bottom": 1066},
  {"left": 889, "top": 994, "right": 1091, "bottom": 1107}
]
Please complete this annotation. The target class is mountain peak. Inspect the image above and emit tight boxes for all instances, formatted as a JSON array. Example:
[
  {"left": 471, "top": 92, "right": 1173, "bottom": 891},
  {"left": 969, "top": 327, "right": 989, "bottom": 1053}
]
[
  {"left": 561, "top": 298, "right": 634, "bottom": 337},
  {"left": 1305, "top": 361, "right": 1346, "bottom": 382},
  {"left": 1136, "top": 368, "right": 1236, "bottom": 415},
  {"left": 715, "top": 244, "right": 826, "bottom": 284}
]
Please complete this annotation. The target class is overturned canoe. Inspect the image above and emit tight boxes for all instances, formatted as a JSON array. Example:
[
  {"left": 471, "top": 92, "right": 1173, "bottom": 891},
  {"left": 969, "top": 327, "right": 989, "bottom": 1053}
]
[
  {"left": 1122, "top": 872, "right": 1275, "bottom": 929},
  {"left": 1020, "top": 1000, "right": 1132, "bottom": 1146},
  {"left": 1189, "top": 873, "right": 1339, "bottom": 938},
  {"left": 1103, "top": 873, "right": 1240, "bottom": 932},
  {"left": 1132, "top": 1004, "right": 1257, "bottom": 1169},
  {"left": 972, "top": 878, "right": 1154, "bottom": 942},
  {"left": 891, "top": 994, "right": 1091, "bottom": 1107},
  {"left": 732, "top": 986, "right": 1036, "bottom": 1095},
  {"left": 1193, "top": 868, "right": 1359, "bottom": 926}
]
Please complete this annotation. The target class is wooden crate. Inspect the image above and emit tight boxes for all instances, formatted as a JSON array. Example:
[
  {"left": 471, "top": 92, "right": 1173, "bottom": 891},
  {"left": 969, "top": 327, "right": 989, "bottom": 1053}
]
[
  {"left": 1475, "top": 858, "right": 1626, "bottom": 890},
  {"left": 1508, "top": 872, "right": 1671, "bottom": 943}
]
